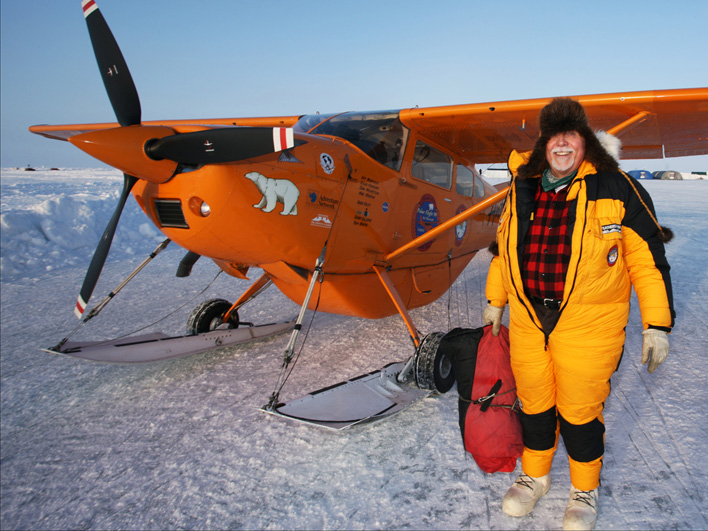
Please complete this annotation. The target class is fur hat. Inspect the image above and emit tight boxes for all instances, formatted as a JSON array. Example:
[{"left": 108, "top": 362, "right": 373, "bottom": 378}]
[
  {"left": 515, "top": 98, "right": 673, "bottom": 243},
  {"left": 517, "top": 97, "right": 620, "bottom": 179}
]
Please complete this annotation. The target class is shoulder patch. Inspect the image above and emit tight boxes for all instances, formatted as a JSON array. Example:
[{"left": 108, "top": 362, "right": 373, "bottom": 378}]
[{"left": 607, "top": 245, "right": 619, "bottom": 266}]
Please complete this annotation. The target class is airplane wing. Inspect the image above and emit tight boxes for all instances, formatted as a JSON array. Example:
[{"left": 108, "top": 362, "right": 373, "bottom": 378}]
[
  {"left": 29, "top": 116, "right": 303, "bottom": 141},
  {"left": 31, "top": 88, "right": 707, "bottom": 164},
  {"left": 399, "top": 87, "right": 708, "bottom": 163}
]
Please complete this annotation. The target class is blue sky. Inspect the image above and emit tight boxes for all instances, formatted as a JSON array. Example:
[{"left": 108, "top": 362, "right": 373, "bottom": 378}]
[{"left": 2, "top": 0, "right": 706, "bottom": 171}]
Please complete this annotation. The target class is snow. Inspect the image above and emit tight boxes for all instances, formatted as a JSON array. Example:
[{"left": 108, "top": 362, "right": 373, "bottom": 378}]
[{"left": 1, "top": 167, "right": 707, "bottom": 530}]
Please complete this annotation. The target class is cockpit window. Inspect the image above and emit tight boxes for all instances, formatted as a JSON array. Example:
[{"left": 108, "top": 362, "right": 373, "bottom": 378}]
[
  {"left": 411, "top": 141, "right": 452, "bottom": 189},
  {"left": 301, "top": 111, "right": 408, "bottom": 171}
]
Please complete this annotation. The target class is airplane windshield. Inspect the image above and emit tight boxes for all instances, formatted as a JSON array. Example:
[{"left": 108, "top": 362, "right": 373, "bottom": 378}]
[
  {"left": 300, "top": 111, "right": 408, "bottom": 171},
  {"left": 293, "top": 113, "right": 341, "bottom": 134}
]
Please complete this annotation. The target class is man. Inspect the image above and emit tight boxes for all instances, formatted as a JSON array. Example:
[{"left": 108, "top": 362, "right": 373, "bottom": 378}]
[{"left": 483, "top": 97, "right": 673, "bottom": 530}]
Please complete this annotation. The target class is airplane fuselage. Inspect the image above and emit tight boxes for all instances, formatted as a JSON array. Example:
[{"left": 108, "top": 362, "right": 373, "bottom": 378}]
[{"left": 132, "top": 111, "right": 500, "bottom": 318}]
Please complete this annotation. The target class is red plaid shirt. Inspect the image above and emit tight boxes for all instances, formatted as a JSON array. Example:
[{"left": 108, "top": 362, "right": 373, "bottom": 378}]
[{"left": 522, "top": 184, "right": 572, "bottom": 300}]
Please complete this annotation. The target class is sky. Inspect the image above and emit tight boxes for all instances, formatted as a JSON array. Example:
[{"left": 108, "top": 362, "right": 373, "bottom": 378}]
[{"left": 1, "top": 0, "right": 707, "bottom": 172}]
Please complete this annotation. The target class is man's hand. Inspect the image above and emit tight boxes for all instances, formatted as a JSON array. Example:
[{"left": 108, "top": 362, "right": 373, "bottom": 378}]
[
  {"left": 483, "top": 304, "right": 505, "bottom": 336},
  {"left": 642, "top": 328, "right": 669, "bottom": 373}
]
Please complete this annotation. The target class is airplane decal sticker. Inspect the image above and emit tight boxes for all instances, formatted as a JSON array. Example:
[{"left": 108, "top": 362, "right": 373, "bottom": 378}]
[
  {"left": 306, "top": 190, "right": 339, "bottom": 212},
  {"left": 412, "top": 194, "right": 439, "bottom": 252},
  {"left": 244, "top": 171, "right": 299, "bottom": 215},
  {"left": 320, "top": 153, "right": 335, "bottom": 174},
  {"left": 455, "top": 204, "right": 467, "bottom": 245},
  {"left": 311, "top": 214, "right": 333, "bottom": 228}
]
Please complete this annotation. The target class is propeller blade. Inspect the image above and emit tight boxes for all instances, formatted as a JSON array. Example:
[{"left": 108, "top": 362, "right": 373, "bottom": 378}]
[
  {"left": 75, "top": 174, "right": 138, "bottom": 319},
  {"left": 82, "top": 0, "right": 141, "bottom": 126},
  {"left": 146, "top": 127, "right": 300, "bottom": 165}
]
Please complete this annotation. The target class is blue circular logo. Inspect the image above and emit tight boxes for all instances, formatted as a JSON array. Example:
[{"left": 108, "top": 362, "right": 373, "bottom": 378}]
[{"left": 412, "top": 194, "right": 439, "bottom": 251}]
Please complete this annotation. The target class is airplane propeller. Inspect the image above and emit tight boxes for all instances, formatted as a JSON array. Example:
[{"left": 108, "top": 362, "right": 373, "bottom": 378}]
[
  {"left": 145, "top": 127, "right": 301, "bottom": 165},
  {"left": 73, "top": 0, "right": 299, "bottom": 318},
  {"left": 75, "top": 175, "right": 137, "bottom": 318},
  {"left": 83, "top": 0, "right": 140, "bottom": 127},
  {"left": 75, "top": 0, "right": 142, "bottom": 317}
]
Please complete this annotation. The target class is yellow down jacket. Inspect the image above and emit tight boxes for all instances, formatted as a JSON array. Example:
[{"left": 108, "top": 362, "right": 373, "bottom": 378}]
[
  {"left": 485, "top": 150, "right": 674, "bottom": 489},
  {"left": 487, "top": 150, "right": 675, "bottom": 338}
]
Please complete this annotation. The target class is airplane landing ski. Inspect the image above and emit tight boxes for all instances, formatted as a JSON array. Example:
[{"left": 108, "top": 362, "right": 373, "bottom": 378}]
[
  {"left": 42, "top": 319, "right": 295, "bottom": 364},
  {"left": 266, "top": 362, "right": 431, "bottom": 430}
]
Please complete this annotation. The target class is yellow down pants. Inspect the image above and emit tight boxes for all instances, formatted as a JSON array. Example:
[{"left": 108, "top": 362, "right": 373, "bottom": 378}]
[{"left": 508, "top": 300, "right": 628, "bottom": 491}]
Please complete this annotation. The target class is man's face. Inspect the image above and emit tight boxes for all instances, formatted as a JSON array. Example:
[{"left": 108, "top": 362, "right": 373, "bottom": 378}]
[{"left": 545, "top": 131, "right": 586, "bottom": 178}]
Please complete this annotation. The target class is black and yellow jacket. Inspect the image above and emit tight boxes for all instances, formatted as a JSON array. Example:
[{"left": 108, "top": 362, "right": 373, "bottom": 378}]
[{"left": 486, "top": 149, "right": 675, "bottom": 335}]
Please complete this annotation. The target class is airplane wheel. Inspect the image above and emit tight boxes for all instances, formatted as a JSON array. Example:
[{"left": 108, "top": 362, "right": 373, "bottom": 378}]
[
  {"left": 187, "top": 298, "right": 239, "bottom": 335},
  {"left": 414, "top": 331, "right": 455, "bottom": 393}
]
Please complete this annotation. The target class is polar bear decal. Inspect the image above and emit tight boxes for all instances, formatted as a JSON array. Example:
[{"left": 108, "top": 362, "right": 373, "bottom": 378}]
[{"left": 244, "top": 171, "right": 300, "bottom": 216}]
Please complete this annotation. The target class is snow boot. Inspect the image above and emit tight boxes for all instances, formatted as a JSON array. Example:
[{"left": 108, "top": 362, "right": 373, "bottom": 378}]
[
  {"left": 563, "top": 485, "right": 598, "bottom": 530},
  {"left": 502, "top": 473, "right": 551, "bottom": 517}
]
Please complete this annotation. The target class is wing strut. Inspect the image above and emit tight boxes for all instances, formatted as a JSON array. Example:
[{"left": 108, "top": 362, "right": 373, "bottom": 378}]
[
  {"left": 385, "top": 187, "right": 508, "bottom": 263},
  {"left": 372, "top": 265, "right": 421, "bottom": 348},
  {"left": 369, "top": 186, "right": 509, "bottom": 359},
  {"left": 607, "top": 111, "right": 652, "bottom": 137}
]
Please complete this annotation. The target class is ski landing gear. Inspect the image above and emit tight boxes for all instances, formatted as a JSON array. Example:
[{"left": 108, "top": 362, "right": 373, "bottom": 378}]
[
  {"left": 267, "top": 330, "right": 456, "bottom": 430},
  {"left": 42, "top": 257, "right": 294, "bottom": 363},
  {"left": 265, "top": 258, "right": 458, "bottom": 429},
  {"left": 187, "top": 298, "right": 240, "bottom": 334},
  {"left": 42, "top": 319, "right": 295, "bottom": 364}
]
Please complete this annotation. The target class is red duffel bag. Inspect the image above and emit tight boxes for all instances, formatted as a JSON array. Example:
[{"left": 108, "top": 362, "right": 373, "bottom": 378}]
[{"left": 445, "top": 324, "right": 523, "bottom": 473}]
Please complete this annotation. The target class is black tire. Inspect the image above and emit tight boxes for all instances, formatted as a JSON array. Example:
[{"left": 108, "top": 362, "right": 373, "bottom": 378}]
[
  {"left": 414, "top": 331, "right": 455, "bottom": 393},
  {"left": 186, "top": 299, "right": 239, "bottom": 335}
]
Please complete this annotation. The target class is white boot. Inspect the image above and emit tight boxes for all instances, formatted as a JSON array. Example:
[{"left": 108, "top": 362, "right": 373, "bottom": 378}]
[
  {"left": 502, "top": 473, "right": 551, "bottom": 517},
  {"left": 563, "top": 485, "right": 598, "bottom": 530}
]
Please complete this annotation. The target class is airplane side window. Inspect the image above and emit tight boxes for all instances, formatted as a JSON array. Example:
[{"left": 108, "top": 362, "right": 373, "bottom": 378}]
[
  {"left": 411, "top": 141, "right": 452, "bottom": 189},
  {"left": 456, "top": 164, "right": 486, "bottom": 198},
  {"left": 473, "top": 172, "right": 486, "bottom": 197},
  {"left": 456, "top": 164, "right": 475, "bottom": 197}
]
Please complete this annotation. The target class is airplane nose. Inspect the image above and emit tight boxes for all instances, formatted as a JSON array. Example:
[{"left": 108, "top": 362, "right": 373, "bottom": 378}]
[{"left": 69, "top": 125, "right": 178, "bottom": 183}]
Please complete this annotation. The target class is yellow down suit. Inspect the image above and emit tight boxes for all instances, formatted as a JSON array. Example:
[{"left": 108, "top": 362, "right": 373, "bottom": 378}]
[{"left": 486, "top": 150, "right": 674, "bottom": 490}]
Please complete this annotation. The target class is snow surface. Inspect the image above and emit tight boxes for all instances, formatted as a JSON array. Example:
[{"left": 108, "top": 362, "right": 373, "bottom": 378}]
[{"left": 1, "top": 168, "right": 706, "bottom": 530}]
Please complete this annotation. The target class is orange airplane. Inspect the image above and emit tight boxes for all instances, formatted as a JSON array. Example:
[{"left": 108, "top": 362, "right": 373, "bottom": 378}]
[{"left": 31, "top": 1, "right": 708, "bottom": 425}]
